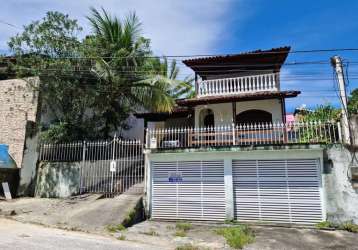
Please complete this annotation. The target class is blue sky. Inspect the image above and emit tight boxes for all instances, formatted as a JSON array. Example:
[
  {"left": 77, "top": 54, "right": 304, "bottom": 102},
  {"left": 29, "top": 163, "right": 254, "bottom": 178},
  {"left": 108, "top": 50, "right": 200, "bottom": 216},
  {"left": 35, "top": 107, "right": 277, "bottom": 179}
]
[{"left": 1, "top": 0, "right": 358, "bottom": 112}]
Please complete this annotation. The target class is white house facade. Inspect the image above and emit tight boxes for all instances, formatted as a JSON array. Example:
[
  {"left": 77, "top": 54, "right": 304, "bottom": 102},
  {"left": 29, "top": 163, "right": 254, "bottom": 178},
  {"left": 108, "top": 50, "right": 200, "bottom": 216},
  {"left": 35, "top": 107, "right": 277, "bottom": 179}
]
[{"left": 136, "top": 47, "right": 341, "bottom": 225}]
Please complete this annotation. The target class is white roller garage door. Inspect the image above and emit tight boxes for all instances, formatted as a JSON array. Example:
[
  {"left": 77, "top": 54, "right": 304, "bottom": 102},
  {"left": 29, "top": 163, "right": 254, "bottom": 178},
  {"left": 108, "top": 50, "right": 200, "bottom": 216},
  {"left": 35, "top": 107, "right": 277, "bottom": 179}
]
[
  {"left": 151, "top": 160, "right": 226, "bottom": 221},
  {"left": 233, "top": 159, "right": 323, "bottom": 225}
]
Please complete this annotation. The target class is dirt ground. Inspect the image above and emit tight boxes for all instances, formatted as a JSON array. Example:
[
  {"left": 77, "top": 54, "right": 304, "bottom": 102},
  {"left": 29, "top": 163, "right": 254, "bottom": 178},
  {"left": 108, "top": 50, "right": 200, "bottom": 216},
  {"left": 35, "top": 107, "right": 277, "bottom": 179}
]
[
  {"left": 120, "top": 220, "right": 358, "bottom": 250},
  {"left": 1, "top": 197, "right": 358, "bottom": 249},
  {"left": 0, "top": 194, "right": 142, "bottom": 234}
]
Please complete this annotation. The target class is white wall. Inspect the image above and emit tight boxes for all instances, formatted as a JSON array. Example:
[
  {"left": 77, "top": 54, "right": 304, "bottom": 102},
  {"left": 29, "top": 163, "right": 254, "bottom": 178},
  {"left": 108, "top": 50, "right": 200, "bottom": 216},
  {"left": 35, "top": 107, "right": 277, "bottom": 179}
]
[
  {"left": 195, "top": 103, "right": 233, "bottom": 127},
  {"left": 194, "top": 99, "right": 283, "bottom": 127}
]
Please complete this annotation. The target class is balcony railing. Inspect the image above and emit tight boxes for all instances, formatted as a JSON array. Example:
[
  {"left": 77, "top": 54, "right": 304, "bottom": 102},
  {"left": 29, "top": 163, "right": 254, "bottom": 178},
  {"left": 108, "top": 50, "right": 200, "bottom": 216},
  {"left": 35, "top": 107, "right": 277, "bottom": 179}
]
[
  {"left": 146, "top": 121, "right": 340, "bottom": 149},
  {"left": 197, "top": 72, "right": 280, "bottom": 97}
]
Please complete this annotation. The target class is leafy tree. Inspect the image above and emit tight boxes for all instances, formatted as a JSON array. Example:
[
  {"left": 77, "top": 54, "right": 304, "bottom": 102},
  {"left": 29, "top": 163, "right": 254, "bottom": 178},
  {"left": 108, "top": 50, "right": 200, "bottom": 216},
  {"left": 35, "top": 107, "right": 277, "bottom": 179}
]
[
  {"left": 85, "top": 8, "right": 179, "bottom": 136},
  {"left": 8, "top": 11, "right": 98, "bottom": 142},
  {"left": 297, "top": 104, "right": 340, "bottom": 143},
  {"left": 348, "top": 88, "right": 358, "bottom": 114},
  {"left": 8, "top": 8, "right": 192, "bottom": 142},
  {"left": 298, "top": 104, "right": 340, "bottom": 123},
  {"left": 142, "top": 57, "right": 195, "bottom": 99}
]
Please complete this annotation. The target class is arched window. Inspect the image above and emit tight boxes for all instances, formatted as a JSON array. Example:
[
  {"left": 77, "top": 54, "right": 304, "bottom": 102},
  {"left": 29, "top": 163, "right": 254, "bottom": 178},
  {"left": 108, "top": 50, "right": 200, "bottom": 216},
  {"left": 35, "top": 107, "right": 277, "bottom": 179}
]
[
  {"left": 236, "top": 109, "right": 272, "bottom": 125},
  {"left": 199, "top": 109, "right": 215, "bottom": 127}
]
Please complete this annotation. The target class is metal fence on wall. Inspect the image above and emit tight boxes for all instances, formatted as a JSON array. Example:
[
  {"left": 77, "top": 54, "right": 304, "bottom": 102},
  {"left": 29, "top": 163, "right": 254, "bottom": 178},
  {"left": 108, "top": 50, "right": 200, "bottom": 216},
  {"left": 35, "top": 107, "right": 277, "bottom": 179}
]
[
  {"left": 146, "top": 121, "right": 340, "bottom": 149},
  {"left": 39, "top": 137, "right": 144, "bottom": 196}
]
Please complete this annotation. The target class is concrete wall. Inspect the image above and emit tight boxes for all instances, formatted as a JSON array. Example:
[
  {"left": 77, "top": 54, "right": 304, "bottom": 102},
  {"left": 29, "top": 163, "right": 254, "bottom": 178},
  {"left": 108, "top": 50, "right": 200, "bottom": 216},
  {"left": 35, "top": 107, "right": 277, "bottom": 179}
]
[
  {"left": 18, "top": 133, "right": 39, "bottom": 196},
  {"left": 349, "top": 115, "right": 358, "bottom": 146},
  {"left": 0, "top": 78, "right": 40, "bottom": 168},
  {"left": 35, "top": 161, "right": 80, "bottom": 198},
  {"left": 324, "top": 145, "right": 358, "bottom": 223},
  {"left": 194, "top": 99, "right": 283, "bottom": 127}
]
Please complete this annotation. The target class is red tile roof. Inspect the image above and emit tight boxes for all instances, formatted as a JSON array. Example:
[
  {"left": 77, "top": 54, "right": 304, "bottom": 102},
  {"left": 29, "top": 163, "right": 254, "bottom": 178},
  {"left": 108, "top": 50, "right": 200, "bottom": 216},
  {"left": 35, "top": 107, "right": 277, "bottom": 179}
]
[{"left": 182, "top": 47, "right": 291, "bottom": 77}]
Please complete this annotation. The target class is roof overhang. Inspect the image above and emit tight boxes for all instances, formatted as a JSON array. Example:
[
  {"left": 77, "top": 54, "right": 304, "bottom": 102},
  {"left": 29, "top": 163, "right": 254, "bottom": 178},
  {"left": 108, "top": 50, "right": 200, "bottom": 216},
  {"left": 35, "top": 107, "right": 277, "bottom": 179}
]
[
  {"left": 134, "top": 107, "right": 193, "bottom": 121},
  {"left": 182, "top": 47, "right": 291, "bottom": 78},
  {"left": 176, "top": 91, "right": 300, "bottom": 107}
]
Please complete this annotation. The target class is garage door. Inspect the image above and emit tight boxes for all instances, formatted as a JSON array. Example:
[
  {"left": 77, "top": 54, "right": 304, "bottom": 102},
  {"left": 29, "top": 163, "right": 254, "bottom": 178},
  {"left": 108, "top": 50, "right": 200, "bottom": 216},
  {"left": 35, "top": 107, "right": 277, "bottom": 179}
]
[
  {"left": 233, "top": 159, "right": 323, "bottom": 225},
  {"left": 151, "top": 160, "right": 225, "bottom": 221}
]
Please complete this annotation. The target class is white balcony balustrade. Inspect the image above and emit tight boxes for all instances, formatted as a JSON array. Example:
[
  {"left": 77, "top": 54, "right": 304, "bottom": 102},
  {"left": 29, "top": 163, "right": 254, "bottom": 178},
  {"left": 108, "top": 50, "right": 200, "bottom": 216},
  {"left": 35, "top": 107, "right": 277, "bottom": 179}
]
[
  {"left": 146, "top": 121, "right": 340, "bottom": 149},
  {"left": 197, "top": 72, "right": 280, "bottom": 97}
]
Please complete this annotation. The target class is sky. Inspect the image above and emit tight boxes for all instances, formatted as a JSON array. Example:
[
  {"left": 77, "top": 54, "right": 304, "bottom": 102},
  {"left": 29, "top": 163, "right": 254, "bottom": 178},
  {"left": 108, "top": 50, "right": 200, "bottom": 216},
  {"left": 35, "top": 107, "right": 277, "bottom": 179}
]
[{"left": 1, "top": 0, "right": 358, "bottom": 112}]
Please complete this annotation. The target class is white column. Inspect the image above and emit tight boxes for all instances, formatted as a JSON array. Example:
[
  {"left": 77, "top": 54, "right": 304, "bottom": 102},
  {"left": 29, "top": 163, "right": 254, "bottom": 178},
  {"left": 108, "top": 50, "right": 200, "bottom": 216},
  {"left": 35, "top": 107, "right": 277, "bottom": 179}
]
[
  {"left": 224, "top": 158, "right": 234, "bottom": 220},
  {"left": 144, "top": 150, "right": 152, "bottom": 217}
]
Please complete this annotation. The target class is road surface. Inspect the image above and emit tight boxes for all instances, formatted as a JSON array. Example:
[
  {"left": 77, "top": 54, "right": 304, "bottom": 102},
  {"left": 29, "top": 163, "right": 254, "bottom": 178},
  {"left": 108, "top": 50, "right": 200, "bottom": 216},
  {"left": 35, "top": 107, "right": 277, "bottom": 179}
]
[{"left": 0, "top": 218, "right": 165, "bottom": 250}]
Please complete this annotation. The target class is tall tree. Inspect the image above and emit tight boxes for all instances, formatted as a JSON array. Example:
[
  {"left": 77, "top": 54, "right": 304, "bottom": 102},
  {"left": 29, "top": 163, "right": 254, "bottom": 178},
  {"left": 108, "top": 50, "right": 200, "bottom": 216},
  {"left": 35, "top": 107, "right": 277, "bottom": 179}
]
[
  {"left": 348, "top": 88, "right": 358, "bottom": 114},
  {"left": 8, "top": 9, "right": 193, "bottom": 141},
  {"left": 8, "top": 11, "right": 97, "bottom": 142},
  {"left": 86, "top": 8, "right": 177, "bottom": 136},
  {"left": 142, "top": 57, "right": 195, "bottom": 99}
]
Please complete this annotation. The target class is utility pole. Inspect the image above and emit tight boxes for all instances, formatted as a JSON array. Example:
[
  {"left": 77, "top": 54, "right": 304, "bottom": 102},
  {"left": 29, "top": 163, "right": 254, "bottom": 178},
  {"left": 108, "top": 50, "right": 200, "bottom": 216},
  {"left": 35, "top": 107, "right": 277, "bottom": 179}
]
[{"left": 331, "top": 56, "right": 350, "bottom": 144}]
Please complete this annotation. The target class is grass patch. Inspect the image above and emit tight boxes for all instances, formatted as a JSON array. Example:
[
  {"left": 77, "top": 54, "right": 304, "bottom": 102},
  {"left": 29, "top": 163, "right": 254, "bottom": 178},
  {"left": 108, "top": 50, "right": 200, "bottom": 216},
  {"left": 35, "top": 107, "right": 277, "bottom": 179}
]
[
  {"left": 166, "top": 225, "right": 175, "bottom": 230},
  {"left": 338, "top": 221, "right": 358, "bottom": 233},
  {"left": 106, "top": 224, "right": 126, "bottom": 233},
  {"left": 316, "top": 221, "right": 335, "bottom": 229},
  {"left": 175, "top": 230, "right": 187, "bottom": 237},
  {"left": 142, "top": 228, "right": 159, "bottom": 236},
  {"left": 176, "top": 244, "right": 200, "bottom": 250},
  {"left": 176, "top": 222, "right": 192, "bottom": 231},
  {"left": 316, "top": 220, "right": 358, "bottom": 233},
  {"left": 117, "top": 235, "right": 126, "bottom": 240},
  {"left": 215, "top": 225, "right": 255, "bottom": 249}
]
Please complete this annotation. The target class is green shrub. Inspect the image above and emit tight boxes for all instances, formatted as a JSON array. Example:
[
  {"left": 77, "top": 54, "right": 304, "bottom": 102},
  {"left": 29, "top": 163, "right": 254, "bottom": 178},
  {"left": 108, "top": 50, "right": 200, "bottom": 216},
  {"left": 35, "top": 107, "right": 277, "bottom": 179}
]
[
  {"left": 315, "top": 221, "right": 335, "bottom": 229},
  {"left": 106, "top": 224, "right": 126, "bottom": 232},
  {"left": 176, "top": 244, "right": 200, "bottom": 250},
  {"left": 338, "top": 221, "right": 358, "bottom": 233},
  {"left": 117, "top": 235, "right": 126, "bottom": 240},
  {"left": 175, "top": 230, "right": 187, "bottom": 237},
  {"left": 316, "top": 220, "right": 358, "bottom": 233},
  {"left": 176, "top": 222, "right": 192, "bottom": 231},
  {"left": 216, "top": 225, "right": 255, "bottom": 249}
]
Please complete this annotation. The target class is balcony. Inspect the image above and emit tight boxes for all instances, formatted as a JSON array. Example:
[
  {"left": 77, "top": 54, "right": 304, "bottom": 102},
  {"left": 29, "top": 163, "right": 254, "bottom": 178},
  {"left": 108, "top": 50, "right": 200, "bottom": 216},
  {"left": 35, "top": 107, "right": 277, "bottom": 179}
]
[
  {"left": 197, "top": 72, "right": 280, "bottom": 97},
  {"left": 146, "top": 121, "right": 340, "bottom": 150}
]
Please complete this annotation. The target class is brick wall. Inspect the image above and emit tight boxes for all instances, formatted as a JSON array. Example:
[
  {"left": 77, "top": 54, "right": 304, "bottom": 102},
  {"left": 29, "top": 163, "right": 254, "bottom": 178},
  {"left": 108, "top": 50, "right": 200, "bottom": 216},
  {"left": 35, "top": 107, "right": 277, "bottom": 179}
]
[{"left": 0, "top": 78, "right": 39, "bottom": 168}]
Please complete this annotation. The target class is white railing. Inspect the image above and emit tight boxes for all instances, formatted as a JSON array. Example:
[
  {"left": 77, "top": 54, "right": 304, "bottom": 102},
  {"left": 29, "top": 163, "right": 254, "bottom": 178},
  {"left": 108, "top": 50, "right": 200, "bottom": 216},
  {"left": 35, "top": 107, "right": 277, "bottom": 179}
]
[
  {"left": 197, "top": 72, "right": 280, "bottom": 97},
  {"left": 146, "top": 121, "right": 340, "bottom": 149}
]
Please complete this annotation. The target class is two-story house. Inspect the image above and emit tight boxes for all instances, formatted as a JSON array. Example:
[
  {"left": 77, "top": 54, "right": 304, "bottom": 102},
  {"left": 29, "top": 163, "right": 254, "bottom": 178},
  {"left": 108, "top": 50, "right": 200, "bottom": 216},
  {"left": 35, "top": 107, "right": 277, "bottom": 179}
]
[{"left": 137, "top": 47, "right": 340, "bottom": 225}]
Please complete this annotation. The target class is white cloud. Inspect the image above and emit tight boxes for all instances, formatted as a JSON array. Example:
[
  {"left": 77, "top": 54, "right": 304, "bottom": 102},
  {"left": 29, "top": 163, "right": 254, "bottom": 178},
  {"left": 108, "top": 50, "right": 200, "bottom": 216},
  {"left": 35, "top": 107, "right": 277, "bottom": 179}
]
[{"left": 0, "top": 0, "right": 238, "bottom": 56}]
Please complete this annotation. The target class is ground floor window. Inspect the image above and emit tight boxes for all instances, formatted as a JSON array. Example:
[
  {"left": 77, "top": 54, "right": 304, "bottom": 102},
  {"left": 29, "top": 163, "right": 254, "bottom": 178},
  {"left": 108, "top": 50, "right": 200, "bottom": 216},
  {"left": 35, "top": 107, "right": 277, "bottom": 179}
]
[{"left": 236, "top": 109, "right": 272, "bottom": 125}]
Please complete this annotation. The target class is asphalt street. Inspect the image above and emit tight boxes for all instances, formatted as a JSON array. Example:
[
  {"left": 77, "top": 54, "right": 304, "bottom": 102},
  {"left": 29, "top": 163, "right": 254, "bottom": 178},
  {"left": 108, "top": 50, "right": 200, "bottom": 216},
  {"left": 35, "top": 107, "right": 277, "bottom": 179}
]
[{"left": 0, "top": 218, "right": 165, "bottom": 250}]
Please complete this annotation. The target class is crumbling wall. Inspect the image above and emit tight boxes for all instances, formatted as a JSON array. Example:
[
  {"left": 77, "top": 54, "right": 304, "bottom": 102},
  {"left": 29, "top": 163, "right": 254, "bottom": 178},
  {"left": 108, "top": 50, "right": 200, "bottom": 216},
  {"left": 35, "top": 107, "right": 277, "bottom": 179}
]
[
  {"left": 0, "top": 78, "right": 39, "bottom": 168},
  {"left": 35, "top": 161, "right": 81, "bottom": 198},
  {"left": 324, "top": 145, "right": 358, "bottom": 223}
]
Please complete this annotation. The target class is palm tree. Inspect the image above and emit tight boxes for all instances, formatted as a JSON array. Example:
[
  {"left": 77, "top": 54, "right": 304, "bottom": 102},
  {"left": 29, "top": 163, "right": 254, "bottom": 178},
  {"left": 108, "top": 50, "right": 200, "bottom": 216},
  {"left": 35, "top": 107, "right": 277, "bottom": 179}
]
[
  {"left": 87, "top": 7, "right": 178, "bottom": 136},
  {"left": 142, "top": 57, "right": 195, "bottom": 99}
]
